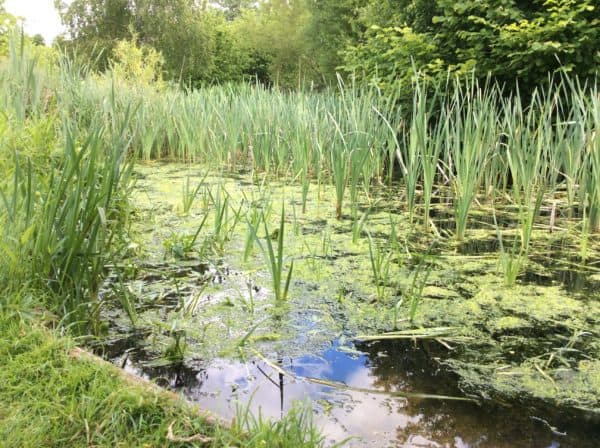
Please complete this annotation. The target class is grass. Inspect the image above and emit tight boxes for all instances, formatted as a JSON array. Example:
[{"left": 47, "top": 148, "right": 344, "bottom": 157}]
[
  {"left": 207, "top": 184, "right": 243, "bottom": 253},
  {"left": 181, "top": 173, "right": 207, "bottom": 214},
  {"left": 1, "top": 109, "right": 133, "bottom": 334},
  {"left": 445, "top": 81, "right": 498, "bottom": 241},
  {"left": 405, "top": 248, "right": 435, "bottom": 324},
  {"left": 31, "top": 44, "right": 599, "bottom": 242}
]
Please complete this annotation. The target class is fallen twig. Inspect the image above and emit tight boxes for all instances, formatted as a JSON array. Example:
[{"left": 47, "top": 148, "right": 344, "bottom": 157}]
[{"left": 167, "top": 421, "right": 213, "bottom": 444}]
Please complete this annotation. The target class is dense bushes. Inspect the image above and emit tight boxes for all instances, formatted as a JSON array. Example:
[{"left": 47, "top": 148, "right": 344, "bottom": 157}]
[{"left": 340, "top": 0, "right": 600, "bottom": 97}]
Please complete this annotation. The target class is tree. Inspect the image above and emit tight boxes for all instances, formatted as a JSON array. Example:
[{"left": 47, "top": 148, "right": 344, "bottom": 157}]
[
  {"left": 127, "top": 0, "right": 216, "bottom": 85},
  {"left": 0, "top": 0, "right": 17, "bottom": 56},
  {"left": 232, "top": 0, "right": 313, "bottom": 87},
  {"left": 304, "top": 0, "right": 365, "bottom": 84},
  {"left": 54, "top": 0, "right": 132, "bottom": 70},
  {"left": 215, "top": 0, "right": 255, "bottom": 20},
  {"left": 54, "top": 0, "right": 247, "bottom": 86},
  {"left": 31, "top": 34, "right": 45, "bottom": 46},
  {"left": 110, "top": 36, "right": 164, "bottom": 88},
  {"left": 341, "top": 0, "right": 600, "bottom": 98}
]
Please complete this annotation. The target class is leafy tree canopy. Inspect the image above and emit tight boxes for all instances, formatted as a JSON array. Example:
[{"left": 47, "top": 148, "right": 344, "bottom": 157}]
[
  {"left": 52, "top": 0, "right": 600, "bottom": 95},
  {"left": 340, "top": 0, "right": 600, "bottom": 96},
  {"left": 55, "top": 0, "right": 249, "bottom": 86},
  {"left": 0, "top": 0, "right": 17, "bottom": 56}
]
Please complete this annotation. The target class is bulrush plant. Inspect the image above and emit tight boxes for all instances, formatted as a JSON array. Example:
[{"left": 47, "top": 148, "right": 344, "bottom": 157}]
[
  {"left": 208, "top": 184, "right": 243, "bottom": 253},
  {"left": 583, "top": 88, "right": 600, "bottom": 233},
  {"left": 163, "top": 213, "right": 210, "bottom": 259},
  {"left": 367, "top": 233, "right": 392, "bottom": 302},
  {"left": 420, "top": 101, "right": 446, "bottom": 231},
  {"left": 328, "top": 112, "right": 350, "bottom": 220},
  {"left": 559, "top": 89, "right": 586, "bottom": 219},
  {"left": 493, "top": 207, "right": 524, "bottom": 287},
  {"left": 38, "top": 44, "right": 600, "bottom": 246},
  {"left": 180, "top": 173, "right": 206, "bottom": 214},
  {"left": 402, "top": 86, "right": 425, "bottom": 223},
  {"left": 0, "top": 35, "right": 135, "bottom": 331},
  {"left": 1, "top": 123, "right": 133, "bottom": 331},
  {"left": 255, "top": 205, "right": 294, "bottom": 302},
  {"left": 445, "top": 80, "right": 498, "bottom": 241},
  {"left": 351, "top": 202, "right": 374, "bottom": 244},
  {"left": 244, "top": 205, "right": 263, "bottom": 262},
  {"left": 2, "top": 31, "right": 47, "bottom": 123},
  {"left": 393, "top": 245, "right": 435, "bottom": 327},
  {"left": 405, "top": 79, "right": 446, "bottom": 228}
]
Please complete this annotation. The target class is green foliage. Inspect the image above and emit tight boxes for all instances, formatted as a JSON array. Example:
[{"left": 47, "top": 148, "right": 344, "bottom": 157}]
[
  {"left": 340, "top": 0, "right": 600, "bottom": 98},
  {"left": 233, "top": 0, "right": 313, "bottom": 87},
  {"left": 493, "top": 0, "right": 600, "bottom": 85},
  {"left": 54, "top": 0, "right": 132, "bottom": 70},
  {"left": 304, "top": 0, "right": 363, "bottom": 84},
  {"left": 0, "top": 1, "right": 16, "bottom": 57},
  {"left": 342, "top": 25, "right": 444, "bottom": 102},
  {"left": 255, "top": 205, "right": 294, "bottom": 302},
  {"left": 217, "top": 0, "right": 255, "bottom": 20},
  {"left": 50, "top": 0, "right": 600, "bottom": 92},
  {"left": 55, "top": 0, "right": 248, "bottom": 86},
  {"left": 0, "top": 35, "right": 133, "bottom": 332},
  {"left": 31, "top": 34, "right": 45, "bottom": 46},
  {"left": 110, "top": 36, "right": 164, "bottom": 89}
]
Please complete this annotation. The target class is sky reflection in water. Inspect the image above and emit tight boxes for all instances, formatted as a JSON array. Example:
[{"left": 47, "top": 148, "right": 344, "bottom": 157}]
[{"left": 119, "top": 338, "right": 588, "bottom": 448}]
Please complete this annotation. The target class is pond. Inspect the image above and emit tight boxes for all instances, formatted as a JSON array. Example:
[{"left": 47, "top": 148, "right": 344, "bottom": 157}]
[{"left": 94, "top": 163, "right": 600, "bottom": 447}]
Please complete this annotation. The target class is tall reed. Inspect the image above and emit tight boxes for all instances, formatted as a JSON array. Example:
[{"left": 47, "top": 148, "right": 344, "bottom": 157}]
[
  {"left": 445, "top": 80, "right": 498, "bottom": 241},
  {"left": 255, "top": 205, "right": 294, "bottom": 302}
]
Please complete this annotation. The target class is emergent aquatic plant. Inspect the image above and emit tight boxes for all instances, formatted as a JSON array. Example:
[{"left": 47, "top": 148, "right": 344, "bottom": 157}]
[
  {"left": 255, "top": 204, "right": 294, "bottom": 302},
  {"left": 180, "top": 173, "right": 207, "bottom": 214},
  {"left": 367, "top": 233, "right": 392, "bottom": 302}
]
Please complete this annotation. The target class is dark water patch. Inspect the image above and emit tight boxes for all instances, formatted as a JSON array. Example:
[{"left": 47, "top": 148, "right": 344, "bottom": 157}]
[
  {"left": 300, "top": 219, "right": 329, "bottom": 235},
  {"left": 430, "top": 207, "right": 518, "bottom": 233},
  {"left": 353, "top": 202, "right": 402, "bottom": 217},
  {"left": 237, "top": 179, "right": 256, "bottom": 186},
  {"left": 522, "top": 258, "right": 599, "bottom": 295},
  {"left": 89, "top": 329, "right": 152, "bottom": 360},
  {"left": 458, "top": 238, "right": 499, "bottom": 255},
  {"left": 522, "top": 270, "right": 555, "bottom": 287},
  {"left": 555, "top": 269, "right": 593, "bottom": 293},
  {"left": 428, "top": 195, "right": 453, "bottom": 206}
]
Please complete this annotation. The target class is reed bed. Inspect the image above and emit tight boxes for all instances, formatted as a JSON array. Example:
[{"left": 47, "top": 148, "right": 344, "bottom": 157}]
[
  {"left": 58, "top": 68, "right": 600, "bottom": 237},
  {"left": 0, "top": 37, "right": 133, "bottom": 331}
]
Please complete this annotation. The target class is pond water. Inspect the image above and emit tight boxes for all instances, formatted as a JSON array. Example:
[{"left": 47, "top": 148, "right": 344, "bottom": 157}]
[
  {"left": 96, "top": 163, "right": 600, "bottom": 447},
  {"left": 107, "top": 337, "right": 597, "bottom": 447}
]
